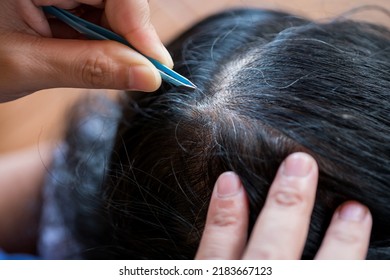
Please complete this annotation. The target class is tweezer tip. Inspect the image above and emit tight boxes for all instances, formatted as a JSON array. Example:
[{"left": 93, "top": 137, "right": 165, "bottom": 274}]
[
  {"left": 183, "top": 82, "right": 197, "bottom": 90},
  {"left": 181, "top": 77, "right": 197, "bottom": 89}
]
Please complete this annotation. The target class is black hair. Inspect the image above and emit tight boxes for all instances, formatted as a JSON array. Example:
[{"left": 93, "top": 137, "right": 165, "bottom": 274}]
[{"left": 39, "top": 8, "right": 390, "bottom": 259}]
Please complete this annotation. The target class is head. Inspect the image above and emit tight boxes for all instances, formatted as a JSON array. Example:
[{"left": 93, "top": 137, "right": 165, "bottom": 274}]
[{"left": 40, "top": 9, "right": 390, "bottom": 259}]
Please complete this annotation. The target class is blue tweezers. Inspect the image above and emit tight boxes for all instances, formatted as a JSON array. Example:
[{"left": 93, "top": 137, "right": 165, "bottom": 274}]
[{"left": 42, "top": 6, "right": 196, "bottom": 89}]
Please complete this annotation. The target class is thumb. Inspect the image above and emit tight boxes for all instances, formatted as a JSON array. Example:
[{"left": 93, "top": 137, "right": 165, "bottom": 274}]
[
  {"left": 14, "top": 35, "right": 161, "bottom": 93},
  {"left": 103, "top": 0, "right": 173, "bottom": 68}
]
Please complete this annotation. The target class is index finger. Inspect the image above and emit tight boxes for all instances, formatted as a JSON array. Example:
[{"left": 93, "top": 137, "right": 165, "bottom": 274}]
[{"left": 104, "top": 0, "right": 173, "bottom": 67}]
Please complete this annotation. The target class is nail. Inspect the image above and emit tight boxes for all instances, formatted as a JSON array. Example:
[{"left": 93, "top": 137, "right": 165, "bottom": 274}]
[
  {"left": 282, "top": 152, "right": 313, "bottom": 177},
  {"left": 338, "top": 202, "right": 367, "bottom": 222},
  {"left": 216, "top": 172, "right": 242, "bottom": 198},
  {"left": 129, "top": 64, "right": 161, "bottom": 91}
]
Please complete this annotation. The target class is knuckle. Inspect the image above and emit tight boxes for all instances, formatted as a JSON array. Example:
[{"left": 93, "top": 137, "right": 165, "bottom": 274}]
[
  {"left": 137, "top": 10, "right": 151, "bottom": 31},
  {"left": 80, "top": 53, "right": 114, "bottom": 87},
  {"left": 135, "top": 2, "right": 152, "bottom": 28},
  {"left": 211, "top": 203, "right": 240, "bottom": 228},
  {"left": 124, "top": 9, "right": 152, "bottom": 37},
  {"left": 270, "top": 189, "right": 304, "bottom": 208},
  {"left": 211, "top": 210, "right": 239, "bottom": 228}
]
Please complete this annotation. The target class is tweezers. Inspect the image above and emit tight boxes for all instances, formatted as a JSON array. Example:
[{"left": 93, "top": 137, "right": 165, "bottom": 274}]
[{"left": 42, "top": 6, "right": 196, "bottom": 89}]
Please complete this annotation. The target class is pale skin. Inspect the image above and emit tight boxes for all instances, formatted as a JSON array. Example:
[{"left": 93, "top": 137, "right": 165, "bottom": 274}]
[
  {"left": 0, "top": 1, "right": 372, "bottom": 259},
  {"left": 196, "top": 153, "right": 372, "bottom": 260}
]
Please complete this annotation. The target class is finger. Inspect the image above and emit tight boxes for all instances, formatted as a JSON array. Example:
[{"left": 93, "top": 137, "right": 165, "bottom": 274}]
[
  {"left": 25, "top": 1, "right": 100, "bottom": 37},
  {"left": 243, "top": 152, "right": 318, "bottom": 259},
  {"left": 104, "top": 0, "right": 173, "bottom": 68},
  {"left": 32, "top": 0, "right": 79, "bottom": 9},
  {"left": 315, "top": 201, "right": 372, "bottom": 259},
  {"left": 17, "top": 1, "right": 52, "bottom": 37},
  {"left": 6, "top": 35, "right": 161, "bottom": 94},
  {"left": 195, "top": 172, "right": 249, "bottom": 260}
]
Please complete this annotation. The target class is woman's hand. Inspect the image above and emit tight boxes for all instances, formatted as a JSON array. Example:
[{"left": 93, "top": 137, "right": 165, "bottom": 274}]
[
  {"left": 196, "top": 152, "right": 372, "bottom": 259},
  {"left": 0, "top": 0, "right": 173, "bottom": 102}
]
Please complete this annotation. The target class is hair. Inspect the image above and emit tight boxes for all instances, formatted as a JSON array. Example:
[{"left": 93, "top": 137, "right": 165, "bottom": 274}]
[{"left": 38, "top": 8, "right": 390, "bottom": 259}]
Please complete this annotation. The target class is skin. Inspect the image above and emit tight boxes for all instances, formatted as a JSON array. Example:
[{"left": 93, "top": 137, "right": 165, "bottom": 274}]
[
  {"left": 0, "top": 0, "right": 173, "bottom": 102},
  {"left": 0, "top": 2, "right": 372, "bottom": 258},
  {"left": 196, "top": 153, "right": 372, "bottom": 260}
]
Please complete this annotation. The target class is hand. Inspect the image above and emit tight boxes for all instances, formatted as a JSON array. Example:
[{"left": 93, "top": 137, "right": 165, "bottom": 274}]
[
  {"left": 0, "top": 0, "right": 173, "bottom": 102},
  {"left": 196, "top": 152, "right": 372, "bottom": 259}
]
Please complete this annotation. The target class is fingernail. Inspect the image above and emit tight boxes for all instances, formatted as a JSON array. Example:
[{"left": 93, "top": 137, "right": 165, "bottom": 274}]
[
  {"left": 129, "top": 64, "right": 161, "bottom": 91},
  {"left": 282, "top": 152, "right": 313, "bottom": 177},
  {"left": 216, "top": 172, "right": 242, "bottom": 198},
  {"left": 338, "top": 202, "right": 367, "bottom": 222}
]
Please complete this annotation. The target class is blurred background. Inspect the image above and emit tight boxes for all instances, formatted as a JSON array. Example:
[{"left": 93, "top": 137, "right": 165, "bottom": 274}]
[{"left": 0, "top": 0, "right": 389, "bottom": 153}]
